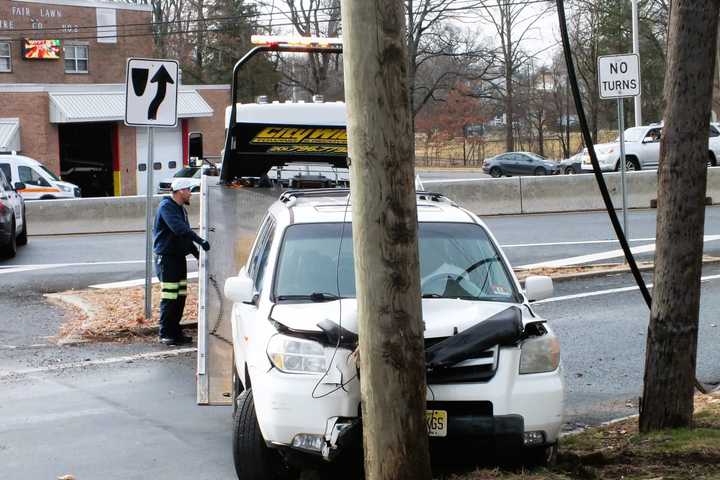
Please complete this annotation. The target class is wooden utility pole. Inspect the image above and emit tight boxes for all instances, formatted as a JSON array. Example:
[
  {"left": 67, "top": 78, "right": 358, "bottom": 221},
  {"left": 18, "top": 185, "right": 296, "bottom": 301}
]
[
  {"left": 340, "top": 1, "right": 432, "bottom": 479},
  {"left": 640, "top": 0, "right": 719, "bottom": 432}
]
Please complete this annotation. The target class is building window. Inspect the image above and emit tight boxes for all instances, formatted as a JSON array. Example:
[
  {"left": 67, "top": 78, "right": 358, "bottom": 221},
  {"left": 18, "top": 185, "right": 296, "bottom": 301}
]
[
  {"left": 0, "top": 42, "right": 11, "bottom": 72},
  {"left": 64, "top": 45, "right": 88, "bottom": 73}
]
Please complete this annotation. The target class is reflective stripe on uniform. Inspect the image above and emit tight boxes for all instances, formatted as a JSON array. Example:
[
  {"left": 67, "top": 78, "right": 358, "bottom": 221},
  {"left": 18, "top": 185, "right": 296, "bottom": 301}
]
[
  {"left": 179, "top": 280, "right": 187, "bottom": 286},
  {"left": 161, "top": 282, "right": 179, "bottom": 289},
  {"left": 162, "top": 291, "right": 178, "bottom": 300},
  {"left": 178, "top": 290, "right": 187, "bottom": 296}
]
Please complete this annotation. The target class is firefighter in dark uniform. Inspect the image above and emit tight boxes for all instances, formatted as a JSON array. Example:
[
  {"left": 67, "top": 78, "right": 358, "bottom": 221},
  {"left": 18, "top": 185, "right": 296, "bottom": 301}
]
[{"left": 153, "top": 178, "right": 210, "bottom": 346}]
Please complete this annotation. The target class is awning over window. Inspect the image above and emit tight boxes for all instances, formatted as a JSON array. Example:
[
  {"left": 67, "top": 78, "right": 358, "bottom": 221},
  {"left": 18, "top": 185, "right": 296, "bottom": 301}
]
[
  {"left": 49, "top": 90, "right": 214, "bottom": 123},
  {"left": 0, "top": 118, "right": 20, "bottom": 152}
]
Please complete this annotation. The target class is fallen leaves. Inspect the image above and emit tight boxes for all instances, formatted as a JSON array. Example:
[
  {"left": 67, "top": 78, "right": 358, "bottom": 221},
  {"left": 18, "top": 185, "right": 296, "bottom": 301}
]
[{"left": 48, "top": 283, "right": 197, "bottom": 342}]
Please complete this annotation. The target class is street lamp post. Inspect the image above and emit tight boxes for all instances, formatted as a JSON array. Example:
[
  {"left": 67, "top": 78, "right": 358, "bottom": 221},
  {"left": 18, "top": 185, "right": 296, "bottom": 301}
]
[{"left": 631, "top": 0, "right": 642, "bottom": 126}]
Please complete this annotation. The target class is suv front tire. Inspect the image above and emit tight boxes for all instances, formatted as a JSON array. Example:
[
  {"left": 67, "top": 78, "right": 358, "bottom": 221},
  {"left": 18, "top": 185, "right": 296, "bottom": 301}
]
[{"left": 233, "top": 389, "right": 288, "bottom": 480}]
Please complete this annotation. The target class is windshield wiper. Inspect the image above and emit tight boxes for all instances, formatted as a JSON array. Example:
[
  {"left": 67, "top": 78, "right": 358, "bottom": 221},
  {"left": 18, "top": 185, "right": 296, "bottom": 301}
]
[
  {"left": 422, "top": 294, "right": 482, "bottom": 300},
  {"left": 276, "top": 292, "right": 341, "bottom": 302},
  {"left": 422, "top": 293, "right": 444, "bottom": 298}
]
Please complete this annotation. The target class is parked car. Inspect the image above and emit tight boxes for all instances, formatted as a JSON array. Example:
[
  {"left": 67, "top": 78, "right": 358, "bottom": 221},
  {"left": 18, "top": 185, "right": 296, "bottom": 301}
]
[
  {"left": 482, "top": 152, "right": 561, "bottom": 178},
  {"left": 0, "top": 154, "right": 80, "bottom": 200},
  {"left": 581, "top": 124, "right": 720, "bottom": 172},
  {"left": 559, "top": 152, "right": 583, "bottom": 175},
  {"left": 223, "top": 190, "right": 564, "bottom": 476},
  {"left": 157, "top": 164, "right": 220, "bottom": 194},
  {"left": 0, "top": 169, "right": 27, "bottom": 258}
]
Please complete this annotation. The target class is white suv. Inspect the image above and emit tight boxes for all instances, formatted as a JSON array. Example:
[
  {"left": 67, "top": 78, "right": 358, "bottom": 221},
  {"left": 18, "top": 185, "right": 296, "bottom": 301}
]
[
  {"left": 581, "top": 124, "right": 720, "bottom": 172},
  {"left": 223, "top": 189, "right": 564, "bottom": 478}
]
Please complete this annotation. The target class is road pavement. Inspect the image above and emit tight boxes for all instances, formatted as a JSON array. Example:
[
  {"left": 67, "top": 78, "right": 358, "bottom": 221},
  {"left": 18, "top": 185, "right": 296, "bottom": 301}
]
[{"left": 2, "top": 207, "right": 720, "bottom": 478}]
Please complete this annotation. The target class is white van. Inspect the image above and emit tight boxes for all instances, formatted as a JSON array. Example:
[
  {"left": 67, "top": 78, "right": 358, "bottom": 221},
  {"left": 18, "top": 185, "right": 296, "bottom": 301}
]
[{"left": 0, "top": 154, "right": 80, "bottom": 200}]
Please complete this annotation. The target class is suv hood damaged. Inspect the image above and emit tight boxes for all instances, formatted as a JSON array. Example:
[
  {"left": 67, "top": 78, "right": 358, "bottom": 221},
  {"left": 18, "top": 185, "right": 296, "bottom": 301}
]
[{"left": 270, "top": 299, "right": 538, "bottom": 342}]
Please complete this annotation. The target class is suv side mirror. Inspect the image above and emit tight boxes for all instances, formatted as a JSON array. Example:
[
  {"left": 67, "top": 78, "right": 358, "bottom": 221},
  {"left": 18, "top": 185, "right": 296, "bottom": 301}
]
[
  {"left": 525, "top": 275, "right": 553, "bottom": 302},
  {"left": 224, "top": 270, "right": 255, "bottom": 304},
  {"left": 189, "top": 132, "right": 204, "bottom": 161},
  {"left": 14, "top": 182, "right": 25, "bottom": 191}
]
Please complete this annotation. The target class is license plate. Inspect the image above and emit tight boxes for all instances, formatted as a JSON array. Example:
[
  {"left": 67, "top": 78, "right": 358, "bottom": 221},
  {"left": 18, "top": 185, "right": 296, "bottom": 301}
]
[{"left": 425, "top": 409, "right": 447, "bottom": 437}]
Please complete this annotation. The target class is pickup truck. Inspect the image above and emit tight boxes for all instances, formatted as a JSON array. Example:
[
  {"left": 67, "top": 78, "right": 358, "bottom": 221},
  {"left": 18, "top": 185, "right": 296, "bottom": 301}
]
[{"left": 580, "top": 124, "right": 720, "bottom": 172}]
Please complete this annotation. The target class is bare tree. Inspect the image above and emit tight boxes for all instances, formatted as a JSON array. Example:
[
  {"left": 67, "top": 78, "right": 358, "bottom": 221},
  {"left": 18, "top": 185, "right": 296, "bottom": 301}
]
[
  {"left": 479, "top": 0, "right": 554, "bottom": 152},
  {"left": 406, "top": 0, "right": 498, "bottom": 122},
  {"left": 640, "top": 0, "right": 719, "bottom": 432},
  {"left": 266, "top": 0, "right": 343, "bottom": 98}
]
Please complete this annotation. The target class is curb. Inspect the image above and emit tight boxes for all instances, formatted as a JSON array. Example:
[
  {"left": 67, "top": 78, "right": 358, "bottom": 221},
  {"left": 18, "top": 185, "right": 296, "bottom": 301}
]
[{"left": 46, "top": 291, "right": 198, "bottom": 341}]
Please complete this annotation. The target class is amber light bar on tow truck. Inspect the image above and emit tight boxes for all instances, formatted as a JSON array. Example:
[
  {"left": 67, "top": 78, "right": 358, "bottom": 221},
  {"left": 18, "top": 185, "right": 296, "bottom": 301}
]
[{"left": 250, "top": 35, "right": 343, "bottom": 48}]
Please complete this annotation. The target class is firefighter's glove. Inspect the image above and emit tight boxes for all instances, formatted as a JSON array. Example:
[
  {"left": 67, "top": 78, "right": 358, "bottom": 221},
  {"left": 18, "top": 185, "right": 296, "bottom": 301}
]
[{"left": 201, "top": 239, "right": 211, "bottom": 251}]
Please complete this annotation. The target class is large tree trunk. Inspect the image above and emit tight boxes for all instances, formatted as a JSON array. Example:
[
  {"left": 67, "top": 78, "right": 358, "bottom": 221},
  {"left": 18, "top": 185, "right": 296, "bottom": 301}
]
[
  {"left": 340, "top": 0, "right": 431, "bottom": 478},
  {"left": 639, "top": 0, "right": 719, "bottom": 432}
]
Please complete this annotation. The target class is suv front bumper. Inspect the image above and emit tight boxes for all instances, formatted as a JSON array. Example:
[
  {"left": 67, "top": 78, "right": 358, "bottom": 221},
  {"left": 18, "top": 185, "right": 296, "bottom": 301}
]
[{"left": 251, "top": 346, "right": 564, "bottom": 460}]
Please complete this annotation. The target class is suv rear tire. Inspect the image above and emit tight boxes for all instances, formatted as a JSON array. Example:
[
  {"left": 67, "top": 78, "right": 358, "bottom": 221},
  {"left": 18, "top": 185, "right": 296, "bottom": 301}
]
[
  {"left": 233, "top": 389, "right": 287, "bottom": 480},
  {"left": 16, "top": 212, "right": 27, "bottom": 246},
  {"left": 1, "top": 219, "right": 17, "bottom": 258}
]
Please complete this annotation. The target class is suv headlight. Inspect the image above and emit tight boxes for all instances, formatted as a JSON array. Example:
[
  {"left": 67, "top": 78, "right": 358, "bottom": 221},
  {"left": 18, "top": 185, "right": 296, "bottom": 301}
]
[
  {"left": 58, "top": 184, "right": 73, "bottom": 193},
  {"left": 519, "top": 334, "right": 560, "bottom": 374},
  {"left": 267, "top": 334, "right": 328, "bottom": 374}
]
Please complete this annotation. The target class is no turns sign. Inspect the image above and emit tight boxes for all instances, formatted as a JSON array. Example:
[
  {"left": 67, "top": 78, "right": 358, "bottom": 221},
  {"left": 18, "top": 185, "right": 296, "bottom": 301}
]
[{"left": 597, "top": 54, "right": 640, "bottom": 99}]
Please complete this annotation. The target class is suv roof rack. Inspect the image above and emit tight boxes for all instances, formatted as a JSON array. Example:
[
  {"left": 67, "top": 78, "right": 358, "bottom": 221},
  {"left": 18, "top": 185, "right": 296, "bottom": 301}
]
[
  {"left": 279, "top": 188, "right": 350, "bottom": 203},
  {"left": 279, "top": 188, "right": 455, "bottom": 205}
]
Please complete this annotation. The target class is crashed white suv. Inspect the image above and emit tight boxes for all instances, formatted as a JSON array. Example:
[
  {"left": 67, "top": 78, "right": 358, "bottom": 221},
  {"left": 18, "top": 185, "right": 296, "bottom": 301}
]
[{"left": 223, "top": 189, "right": 564, "bottom": 478}]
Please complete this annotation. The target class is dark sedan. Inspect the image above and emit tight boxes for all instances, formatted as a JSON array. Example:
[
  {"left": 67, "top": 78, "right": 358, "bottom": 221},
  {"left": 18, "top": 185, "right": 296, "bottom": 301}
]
[{"left": 482, "top": 152, "right": 561, "bottom": 178}]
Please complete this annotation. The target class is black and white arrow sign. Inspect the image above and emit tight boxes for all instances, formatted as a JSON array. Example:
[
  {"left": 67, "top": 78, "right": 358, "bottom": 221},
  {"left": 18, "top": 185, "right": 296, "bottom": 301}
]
[{"left": 124, "top": 58, "right": 179, "bottom": 127}]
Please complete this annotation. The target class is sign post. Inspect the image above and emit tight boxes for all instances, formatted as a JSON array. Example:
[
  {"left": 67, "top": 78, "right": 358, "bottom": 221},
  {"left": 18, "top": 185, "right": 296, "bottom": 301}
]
[
  {"left": 598, "top": 53, "right": 641, "bottom": 239},
  {"left": 124, "top": 58, "right": 179, "bottom": 320}
]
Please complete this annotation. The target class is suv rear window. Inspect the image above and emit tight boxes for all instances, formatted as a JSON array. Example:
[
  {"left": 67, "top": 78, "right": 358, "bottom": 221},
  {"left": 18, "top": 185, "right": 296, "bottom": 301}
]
[{"left": 274, "top": 222, "right": 518, "bottom": 303}]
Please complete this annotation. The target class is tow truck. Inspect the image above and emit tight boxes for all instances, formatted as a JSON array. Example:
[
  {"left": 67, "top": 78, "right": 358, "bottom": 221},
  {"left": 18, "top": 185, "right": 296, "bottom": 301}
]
[{"left": 196, "top": 36, "right": 564, "bottom": 478}]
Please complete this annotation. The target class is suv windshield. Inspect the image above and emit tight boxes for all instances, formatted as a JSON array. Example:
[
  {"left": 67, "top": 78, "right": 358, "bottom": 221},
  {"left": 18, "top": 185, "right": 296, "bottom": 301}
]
[
  {"left": 274, "top": 222, "right": 519, "bottom": 303},
  {"left": 623, "top": 127, "right": 650, "bottom": 142},
  {"left": 174, "top": 167, "right": 199, "bottom": 178}
]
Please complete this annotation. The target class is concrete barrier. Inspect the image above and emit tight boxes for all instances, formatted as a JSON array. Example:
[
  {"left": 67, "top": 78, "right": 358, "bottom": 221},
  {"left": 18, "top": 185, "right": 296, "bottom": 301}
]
[
  {"left": 518, "top": 170, "right": 660, "bottom": 213},
  {"left": 427, "top": 177, "right": 522, "bottom": 215},
  {"left": 26, "top": 194, "right": 200, "bottom": 236},
  {"left": 25, "top": 168, "right": 720, "bottom": 235}
]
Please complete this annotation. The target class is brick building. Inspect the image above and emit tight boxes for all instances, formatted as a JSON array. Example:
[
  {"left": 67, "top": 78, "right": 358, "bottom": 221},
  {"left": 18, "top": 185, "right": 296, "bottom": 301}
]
[{"left": 0, "top": 0, "right": 229, "bottom": 196}]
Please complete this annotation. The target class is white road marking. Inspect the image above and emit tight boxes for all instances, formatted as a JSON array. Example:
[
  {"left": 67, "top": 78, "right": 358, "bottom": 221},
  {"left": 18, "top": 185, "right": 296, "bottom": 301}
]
[
  {"left": 501, "top": 237, "right": 656, "bottom": 248},
  {"left": 0, "top": 265, "right": 48, "bottom": 275},
  {"left": 518, "top": 234, "right": 720, "bottom": 269},
  {"left": 0, "top": 347, "right": 197, "bottom": 379},
  {"left": 0, "top": 259, "right": 145, "bottom": 275},
  {"left": 0, "top": 407, "right": 112, "bottom": 430},
  {"left": 0, "top": 258, "right": 197, "bottom": 277},
  {"left": 535, "top": 273, "right": 720, "bottom": 304},
  {"left": 89, "top": 271, "right": 199, "bottom": 289}
]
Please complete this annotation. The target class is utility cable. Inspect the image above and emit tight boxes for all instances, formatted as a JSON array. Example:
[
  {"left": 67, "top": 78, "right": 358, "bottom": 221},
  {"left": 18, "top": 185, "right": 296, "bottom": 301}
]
[{"left": 555, "top": 0, "right": 707, "bottom": 394}]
